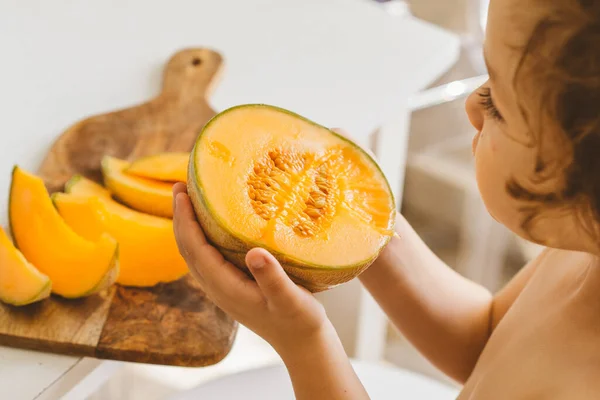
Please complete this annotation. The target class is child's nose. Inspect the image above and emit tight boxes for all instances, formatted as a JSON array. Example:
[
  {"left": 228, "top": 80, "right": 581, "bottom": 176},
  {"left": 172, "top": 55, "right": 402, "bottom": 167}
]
[{"left": 465, "top": 90, "right": 484, "bottom": 132}]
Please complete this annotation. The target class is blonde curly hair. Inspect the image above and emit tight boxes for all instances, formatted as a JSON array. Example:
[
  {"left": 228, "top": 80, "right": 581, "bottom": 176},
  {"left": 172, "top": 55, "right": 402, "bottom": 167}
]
[{"left": 507, "top": 0, "right": 600, "bottom": 241}]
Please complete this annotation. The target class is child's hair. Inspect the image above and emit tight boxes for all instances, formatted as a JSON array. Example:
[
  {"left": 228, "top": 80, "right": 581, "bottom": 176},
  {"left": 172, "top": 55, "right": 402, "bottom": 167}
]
[{"left": 506, "top": 0, "right": 600, "bottom": 241}]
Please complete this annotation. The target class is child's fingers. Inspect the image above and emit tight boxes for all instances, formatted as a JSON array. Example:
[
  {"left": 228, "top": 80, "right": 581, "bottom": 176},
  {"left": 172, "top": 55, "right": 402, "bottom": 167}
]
[
  {"left": 246, "top": 248, "right": 304, "bottom": 309},
  {"left": 172, "top": 192, "right": 263, "bottom": 310},
  {"left": 173, "top": 191, "right": 209, "bottom": 256},
  {"left": 172, "top": 182, "right": 187, "bottom": 215},
  {"left": 172, "top": 191, "right": 208, "bottom": 285}
]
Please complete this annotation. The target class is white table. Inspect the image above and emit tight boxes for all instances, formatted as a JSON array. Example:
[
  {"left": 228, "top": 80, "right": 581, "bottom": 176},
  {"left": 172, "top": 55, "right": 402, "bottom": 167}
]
[{"left": 0, "top": 1, "right": 459, "bottom": 398}]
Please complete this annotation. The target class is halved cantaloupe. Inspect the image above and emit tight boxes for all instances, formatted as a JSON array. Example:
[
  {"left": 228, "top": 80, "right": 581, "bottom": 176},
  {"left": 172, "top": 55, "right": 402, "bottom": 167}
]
[
  {"left": 0, "top": 227, "right": 51, "bottom": 306},
  {"left": 187, "top": 104, "right": 396, "bottom": 292},
  {"left": 9, "top": 167, "right": 119, "bottom": 298},
  {"left": 125, "top": 152, "right": 189, "bottom": 183},
  {"left": 54, "top": 176, "right": 188, "bottom": 287},
  {"left": 102, "top": 157, "right": 174, "bottom": 218}
]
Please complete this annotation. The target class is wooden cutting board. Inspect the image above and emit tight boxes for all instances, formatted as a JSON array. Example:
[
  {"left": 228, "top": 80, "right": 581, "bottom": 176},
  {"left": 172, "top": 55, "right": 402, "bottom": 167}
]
[{"left": 0, "top": 48, "right": 238, "bottom": 367}]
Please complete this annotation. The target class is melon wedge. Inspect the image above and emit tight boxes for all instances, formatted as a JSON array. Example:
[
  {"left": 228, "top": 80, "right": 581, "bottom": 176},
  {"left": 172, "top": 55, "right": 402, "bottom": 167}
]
[
  {"left": 187, "top": 104, "right": 396, "bottom": 292},
  {"left": 0, "top": 227, "right": 51, "bottom": 306},
  {"left": 125, "top": 152, "right": 189, "bottom": 183},
  {"left": 66, "top": 174, "right": 112, "bottom": 197},
  {"left": 102, "top": 157, "right": 174, "bottom": 218},
  {"left": 54, "top": 176, "right": 188, "bottom": 287},
  {"left": 9, "top": 167, "right": 119, "bottom": 298}
]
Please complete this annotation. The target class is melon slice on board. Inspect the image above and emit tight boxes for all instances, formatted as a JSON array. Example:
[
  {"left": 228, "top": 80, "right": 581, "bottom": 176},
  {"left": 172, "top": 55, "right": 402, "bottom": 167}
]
[
  {"left": 9, "top": 167, "right": 119, "bottom": 298},
  {"left": 54, "top": 176, "right": 188, "bottom": 287},
  {"left": 0, "top": 227, "right": 51, "bottom": 306},
  {"left": 102, "top": 157, "right": 174, "bottom": 218},
  {"left": 125, "top": 152, "right": 189, "bottom": 183}
]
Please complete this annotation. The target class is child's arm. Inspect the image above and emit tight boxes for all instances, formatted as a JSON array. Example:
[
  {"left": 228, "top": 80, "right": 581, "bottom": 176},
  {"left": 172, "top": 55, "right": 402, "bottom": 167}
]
[
  {"left": 360, "top": 213, "right": 543, "bottom": 383},
  {"left": 281, "top": 323, "right": 370, "bottom": 399}
]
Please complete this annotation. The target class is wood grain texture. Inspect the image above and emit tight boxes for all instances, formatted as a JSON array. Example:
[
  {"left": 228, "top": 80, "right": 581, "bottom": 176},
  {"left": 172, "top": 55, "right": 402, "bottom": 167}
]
[
  {"left": 0, "top": 48, "right": 238, "bottom": 367},
  {"left": 39, "top": 48, "right": 223, "bottom": 194},
  {"left": 96, "top": 275, "right": 237, "bottom": 367},
  {"left": 0, "top": 287, "right": 116, "bottom": 357}
]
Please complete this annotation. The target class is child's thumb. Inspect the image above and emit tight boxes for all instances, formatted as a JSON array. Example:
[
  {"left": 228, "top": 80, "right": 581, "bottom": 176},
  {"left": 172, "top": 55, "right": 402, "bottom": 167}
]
[{"left": 246, "top": 248, "right": 299, "bottom": 305}]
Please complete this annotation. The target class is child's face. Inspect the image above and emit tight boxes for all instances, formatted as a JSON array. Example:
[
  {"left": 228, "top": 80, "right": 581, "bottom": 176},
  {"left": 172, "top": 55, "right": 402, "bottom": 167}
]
[{"left": 466, "top": 0, "right": 563, "bottom": 242}]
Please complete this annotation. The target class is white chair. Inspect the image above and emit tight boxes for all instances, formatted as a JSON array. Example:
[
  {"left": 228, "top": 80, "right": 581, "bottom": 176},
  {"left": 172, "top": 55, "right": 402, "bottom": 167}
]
[
  {"left": 401, "top": 0, "right": 543, "bottom": 291},
  {"left": 167, "top": 360, "right": 459, "bottom": 400}
]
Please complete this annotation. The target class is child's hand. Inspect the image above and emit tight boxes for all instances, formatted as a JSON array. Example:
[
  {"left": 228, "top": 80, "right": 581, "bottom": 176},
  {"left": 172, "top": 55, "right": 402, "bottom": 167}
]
[{"left": 172, "top": 182, "right": 331, "bottom": 356}]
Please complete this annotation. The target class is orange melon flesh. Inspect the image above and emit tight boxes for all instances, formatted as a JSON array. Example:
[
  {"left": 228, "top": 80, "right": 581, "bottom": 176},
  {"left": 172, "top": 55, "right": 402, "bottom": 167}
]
[
  {"left": 0, "top": 227, "right": 51, "bottom": 306},
  {"left": 125, "top": 152, "right": 189, "bottom": 183},
  {"left": 55, "top": 176, "right": 188, "bottom": 287},
  {"left": 9, "top": 167, "right": 119, "bottom": 298},
  {"left": 102, "top": 157, "right": 174, "bottom": 218},
  {"left": 188, "top": 104, "right": 396, "bottom": 290}
]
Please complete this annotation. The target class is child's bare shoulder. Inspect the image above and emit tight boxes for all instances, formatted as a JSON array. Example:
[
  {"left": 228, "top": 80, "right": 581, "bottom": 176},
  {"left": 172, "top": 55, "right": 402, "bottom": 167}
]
[
  {"left": 460, "top": 248, "right": 600, "bottom": 399},
  {"left": 511, "top": 247, "right": 599, "bottom": 318}
]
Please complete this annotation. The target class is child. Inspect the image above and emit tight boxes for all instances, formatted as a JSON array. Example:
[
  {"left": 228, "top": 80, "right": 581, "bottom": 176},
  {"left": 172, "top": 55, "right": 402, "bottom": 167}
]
[{"left": 172, "top": 0, "right": 600, "bottom": 397}]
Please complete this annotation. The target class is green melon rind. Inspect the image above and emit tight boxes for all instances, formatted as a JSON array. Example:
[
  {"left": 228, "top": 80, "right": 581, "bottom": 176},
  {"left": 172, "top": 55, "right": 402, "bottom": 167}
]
[
  {"left": 187, "top": 104, "right": 396, "bottom": 291},
  {"left": 64, "top": 174, "right": 84, "bottom": 193},
  {"left": 7, "top": 166, "right": 19, "bottom": 251},
  {"left": 0, "top": 278, "right": 52, "bottom": 307}
]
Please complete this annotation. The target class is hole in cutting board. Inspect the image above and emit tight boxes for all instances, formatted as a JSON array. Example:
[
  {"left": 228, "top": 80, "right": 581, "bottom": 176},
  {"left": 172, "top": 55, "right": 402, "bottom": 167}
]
[{"left": 192, "top": 58, "right": 202, "bottom": 66}]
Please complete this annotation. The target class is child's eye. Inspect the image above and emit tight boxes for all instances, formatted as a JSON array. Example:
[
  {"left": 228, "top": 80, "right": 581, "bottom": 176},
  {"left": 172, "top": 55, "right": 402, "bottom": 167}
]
[{"left": 477, "top": 87, "right": 504, "bottom": 122}]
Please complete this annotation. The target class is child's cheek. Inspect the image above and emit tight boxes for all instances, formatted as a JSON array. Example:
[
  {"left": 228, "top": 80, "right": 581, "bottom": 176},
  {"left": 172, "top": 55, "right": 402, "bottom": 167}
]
[
  {"left": 472, "top": 131, "right": 482, "bottom": 155},
  {"left": 487, "top": 129, "right": 498, "bottom": 153}
]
